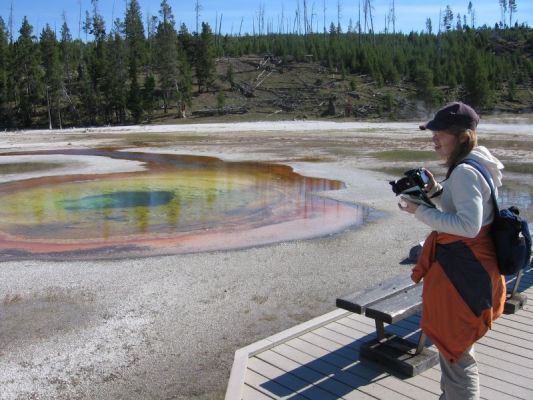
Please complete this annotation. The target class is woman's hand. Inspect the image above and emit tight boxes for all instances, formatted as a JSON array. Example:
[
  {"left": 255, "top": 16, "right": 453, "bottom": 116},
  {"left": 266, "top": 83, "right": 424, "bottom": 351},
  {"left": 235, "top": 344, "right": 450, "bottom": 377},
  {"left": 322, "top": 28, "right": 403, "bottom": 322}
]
[
  {"left": 398, "top": 196, "right": 419, "bottom": 214},
  {"left": 423, "top": 169, "right": 438, "bottom": 193}
]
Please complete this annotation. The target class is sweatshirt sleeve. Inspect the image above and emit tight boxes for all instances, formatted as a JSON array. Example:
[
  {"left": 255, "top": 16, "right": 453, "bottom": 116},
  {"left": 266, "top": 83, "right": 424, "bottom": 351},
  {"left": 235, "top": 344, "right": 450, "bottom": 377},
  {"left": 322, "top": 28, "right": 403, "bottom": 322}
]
[
  {"left": 427, "top": 182, "right": 443, "bottom": 208},
  {"left": 414, "top": 166, "right": 484, "bottom": 238}
]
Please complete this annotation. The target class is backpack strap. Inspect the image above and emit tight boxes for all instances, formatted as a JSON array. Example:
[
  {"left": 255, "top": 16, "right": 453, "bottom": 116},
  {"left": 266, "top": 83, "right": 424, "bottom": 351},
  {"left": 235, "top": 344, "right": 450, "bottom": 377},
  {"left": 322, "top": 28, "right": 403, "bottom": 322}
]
[{"left": 458, "top": 159, "right": 500, "bottom": 215}]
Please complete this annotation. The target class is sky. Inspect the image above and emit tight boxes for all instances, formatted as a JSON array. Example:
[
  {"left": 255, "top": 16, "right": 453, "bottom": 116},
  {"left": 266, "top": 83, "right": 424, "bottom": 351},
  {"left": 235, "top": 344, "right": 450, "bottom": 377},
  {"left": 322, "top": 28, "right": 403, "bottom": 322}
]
[{"left": 1, "top": 0, "right": 531, "bottom": 40}]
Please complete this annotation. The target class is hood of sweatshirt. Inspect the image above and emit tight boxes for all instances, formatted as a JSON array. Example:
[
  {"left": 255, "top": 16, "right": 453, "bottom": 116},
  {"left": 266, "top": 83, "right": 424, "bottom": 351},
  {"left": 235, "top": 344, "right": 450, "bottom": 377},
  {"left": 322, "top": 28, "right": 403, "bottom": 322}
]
[{"left": 467, "top": 145, "right": 504, "bottom": 187}]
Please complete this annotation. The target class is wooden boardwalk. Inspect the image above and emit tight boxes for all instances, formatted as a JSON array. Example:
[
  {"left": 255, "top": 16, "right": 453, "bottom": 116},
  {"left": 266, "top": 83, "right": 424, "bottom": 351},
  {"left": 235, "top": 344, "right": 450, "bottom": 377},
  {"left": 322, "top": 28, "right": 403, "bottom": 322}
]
[{"left": 226, "top": 267, "right": 533, "bottom": 400}]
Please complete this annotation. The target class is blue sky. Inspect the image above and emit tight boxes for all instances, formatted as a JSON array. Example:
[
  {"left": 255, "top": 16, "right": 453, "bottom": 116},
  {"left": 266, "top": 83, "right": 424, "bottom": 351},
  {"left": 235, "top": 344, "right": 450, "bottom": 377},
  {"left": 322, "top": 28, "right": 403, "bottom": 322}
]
[{"left": 1, "top": 0, "right": 531, "bottom": 39}]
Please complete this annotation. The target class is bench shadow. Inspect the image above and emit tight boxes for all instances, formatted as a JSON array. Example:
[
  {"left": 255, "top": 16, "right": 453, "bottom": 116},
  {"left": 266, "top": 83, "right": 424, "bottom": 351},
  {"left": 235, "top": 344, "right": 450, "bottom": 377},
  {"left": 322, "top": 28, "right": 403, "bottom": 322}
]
[{"left": 260, "top": 314, "right": 428, "bottom": 399}]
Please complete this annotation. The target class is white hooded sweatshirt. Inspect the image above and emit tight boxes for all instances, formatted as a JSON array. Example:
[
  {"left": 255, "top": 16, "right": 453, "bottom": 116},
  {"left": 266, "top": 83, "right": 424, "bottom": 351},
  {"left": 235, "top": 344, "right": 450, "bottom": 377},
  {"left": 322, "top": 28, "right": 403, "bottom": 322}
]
[{"left": 415, "top": 146, "right": 504, "bottom": 238}]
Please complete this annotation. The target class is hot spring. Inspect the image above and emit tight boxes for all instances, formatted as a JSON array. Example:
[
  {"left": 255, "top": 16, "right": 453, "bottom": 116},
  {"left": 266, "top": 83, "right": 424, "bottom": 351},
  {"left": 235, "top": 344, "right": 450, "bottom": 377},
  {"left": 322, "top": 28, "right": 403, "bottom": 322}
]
[{"left": 0, "top": 149, "right": 364, "bottom": 259}]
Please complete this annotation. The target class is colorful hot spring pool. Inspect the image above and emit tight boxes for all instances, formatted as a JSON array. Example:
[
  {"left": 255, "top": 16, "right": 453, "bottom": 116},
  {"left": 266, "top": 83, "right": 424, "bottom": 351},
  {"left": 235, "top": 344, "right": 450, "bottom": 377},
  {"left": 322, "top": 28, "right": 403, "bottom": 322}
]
[{"left": 0, "top": 150, "right": 364, "bottom": 259}]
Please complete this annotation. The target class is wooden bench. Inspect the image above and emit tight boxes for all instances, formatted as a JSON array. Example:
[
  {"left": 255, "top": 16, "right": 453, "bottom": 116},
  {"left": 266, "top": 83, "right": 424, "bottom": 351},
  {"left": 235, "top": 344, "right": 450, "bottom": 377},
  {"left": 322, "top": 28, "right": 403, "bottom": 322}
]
[
  {"left": 336, "top": 271, "right": 438, "bottom": 377},
  {"left": 336, "top": 257, "right": 531, "bottom": 377}
]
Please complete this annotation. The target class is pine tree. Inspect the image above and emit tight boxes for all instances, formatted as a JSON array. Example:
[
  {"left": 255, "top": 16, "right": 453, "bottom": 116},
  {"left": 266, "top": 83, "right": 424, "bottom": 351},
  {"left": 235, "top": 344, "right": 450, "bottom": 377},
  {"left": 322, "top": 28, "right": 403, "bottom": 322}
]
[
  {"left": 443, "top": 6, "right": 453, "bottom": 32},
  {"left": 40, "top": 24, "right": 62, "bottom": 129},
  {"left": 60, "top": 19, "right": 74, "bottom": 87},
  {"left": 13, "top": 17, "right": 42, "bottom": 127},
  {"left": 225, "top": 63, "right": 234, "bottom": 87},
  {"left": 142, "top": 74, "right": 156, "bottom": 120},
  {"left": 78, "top": 59, "right": 98, "bottom": 125},
  {"left": 146, "top": 14, "right": 159, "bottom": 73},
  {"left": 103, "top": 23, "right": 128, "bottom": 123},
  {"left": 463, "top": 51, "right": 492, "bottom": 108},
  {"left": 59, "top": 18, "right": 81, "bottom": 125},
  {"left": 195, "top": 22, "right": 216, "bottom": 93},
  {"left": 414, "top": 64, "right": 438, "bottom": 104},
  {"left": 0, "top": 17, "right": 9, "bottom": 127},
  {"left": 178, "top": 23, "right": 195, "bottom": 65},
  {"left": 155, "top": 0, "right": 179, "bottom": 113},
  {"left": 125, "top": 0, "right": 146, "bottom": 122},
  {"left": 79, "top": 0, "right": 107, "bottom": 125},
  {"left": 177, "top": 50, "right": 193, "bottom": 117},
  {"left": 425, "top": 18, "right": 432, "bottom": 34}
]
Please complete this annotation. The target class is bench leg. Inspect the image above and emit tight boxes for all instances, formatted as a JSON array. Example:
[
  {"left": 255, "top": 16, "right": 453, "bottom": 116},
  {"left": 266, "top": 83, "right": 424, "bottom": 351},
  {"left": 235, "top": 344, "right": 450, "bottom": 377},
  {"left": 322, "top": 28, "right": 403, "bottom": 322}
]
[
  {"left": 375, "top": 320, "right": 386, "bottom": 340},
  {"left": 511, "top": 268, "right": 524, "bottom": 297},
  {"left": 361, "top": 326, "right": 438, "bottom": 377},
  {"left": 415, "top": 331, "right": 427, "bottom": 355},
  {"left": 504, "top": 268, "right": 528, "bottom": 314}
]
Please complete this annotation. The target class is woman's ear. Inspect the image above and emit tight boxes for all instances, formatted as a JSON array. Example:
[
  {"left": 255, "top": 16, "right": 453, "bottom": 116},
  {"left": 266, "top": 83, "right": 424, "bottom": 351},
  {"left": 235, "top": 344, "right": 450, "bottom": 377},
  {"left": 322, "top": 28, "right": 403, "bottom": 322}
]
[{"left": 459, "top": 131, "right": 470, "bottom": 144}]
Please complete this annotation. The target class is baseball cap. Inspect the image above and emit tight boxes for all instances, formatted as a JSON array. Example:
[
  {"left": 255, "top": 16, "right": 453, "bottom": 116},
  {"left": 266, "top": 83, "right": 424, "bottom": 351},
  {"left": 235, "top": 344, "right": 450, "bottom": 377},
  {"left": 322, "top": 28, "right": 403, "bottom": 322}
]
[{"left": 419, "top": 102, "right": 480, "bottom": 131}]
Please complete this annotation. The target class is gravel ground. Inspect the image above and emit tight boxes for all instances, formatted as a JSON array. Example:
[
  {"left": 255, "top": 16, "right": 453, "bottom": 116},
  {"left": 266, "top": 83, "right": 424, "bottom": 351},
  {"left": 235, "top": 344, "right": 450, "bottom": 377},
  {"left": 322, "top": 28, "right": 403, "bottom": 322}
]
[{"left": 1, "top": 120, "right": 532, "bottom": 399}]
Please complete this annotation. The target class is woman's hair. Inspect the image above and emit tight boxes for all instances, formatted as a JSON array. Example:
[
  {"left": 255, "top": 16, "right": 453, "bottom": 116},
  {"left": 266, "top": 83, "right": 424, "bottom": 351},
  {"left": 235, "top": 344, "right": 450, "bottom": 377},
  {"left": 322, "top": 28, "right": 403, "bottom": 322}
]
[{"left": 445, "top": 126, "right": 478, "bottom": 178}]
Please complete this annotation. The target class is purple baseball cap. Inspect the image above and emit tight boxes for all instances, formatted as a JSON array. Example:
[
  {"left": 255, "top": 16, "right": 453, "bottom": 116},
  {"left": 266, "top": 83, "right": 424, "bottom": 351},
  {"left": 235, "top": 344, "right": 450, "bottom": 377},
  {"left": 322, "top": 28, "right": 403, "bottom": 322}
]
[{"left": 419, "top": 102, "right": 480, "bottom": 131}]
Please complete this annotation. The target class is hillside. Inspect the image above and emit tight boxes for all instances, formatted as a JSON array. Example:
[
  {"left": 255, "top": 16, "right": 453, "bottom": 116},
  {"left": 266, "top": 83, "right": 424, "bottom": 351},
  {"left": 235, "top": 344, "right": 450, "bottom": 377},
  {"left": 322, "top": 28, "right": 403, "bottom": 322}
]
[
  {"left": 1, "top": 19, "right": 532, "bottom": 129},
  {"left": 155, "top": 53, "right": 533, "bottom": 125}
]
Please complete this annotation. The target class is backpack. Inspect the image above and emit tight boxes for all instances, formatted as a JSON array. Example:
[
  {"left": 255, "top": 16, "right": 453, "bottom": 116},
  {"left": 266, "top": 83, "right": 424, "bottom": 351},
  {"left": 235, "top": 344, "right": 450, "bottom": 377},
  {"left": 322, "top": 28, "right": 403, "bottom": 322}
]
[{"left": 460, "top": 159, "right": 532, "bottom": 275}]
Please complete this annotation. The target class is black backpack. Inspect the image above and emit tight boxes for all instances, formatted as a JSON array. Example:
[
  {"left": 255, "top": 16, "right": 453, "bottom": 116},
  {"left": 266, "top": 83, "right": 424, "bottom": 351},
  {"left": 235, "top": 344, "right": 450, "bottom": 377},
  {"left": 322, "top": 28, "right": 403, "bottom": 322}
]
[{"left": 460, "top": 159, "right": 532, "bottom": 275}]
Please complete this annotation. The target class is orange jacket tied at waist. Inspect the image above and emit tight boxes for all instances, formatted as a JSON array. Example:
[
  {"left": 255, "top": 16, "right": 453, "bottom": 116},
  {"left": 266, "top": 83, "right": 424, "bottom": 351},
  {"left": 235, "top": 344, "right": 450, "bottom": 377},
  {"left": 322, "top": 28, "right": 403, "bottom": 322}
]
[{"left": 412, "top": 225, "right": 506, "bottom": 363}]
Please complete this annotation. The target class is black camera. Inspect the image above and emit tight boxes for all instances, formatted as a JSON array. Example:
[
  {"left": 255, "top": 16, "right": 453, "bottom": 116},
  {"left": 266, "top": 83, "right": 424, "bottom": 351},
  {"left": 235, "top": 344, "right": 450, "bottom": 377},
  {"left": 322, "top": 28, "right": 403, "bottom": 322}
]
[
  {"left": 389, "top": 168, "right": 430, "bottom": 195},
  {"left": 390, "top": 168, "right": 435, "bottom": 208}
]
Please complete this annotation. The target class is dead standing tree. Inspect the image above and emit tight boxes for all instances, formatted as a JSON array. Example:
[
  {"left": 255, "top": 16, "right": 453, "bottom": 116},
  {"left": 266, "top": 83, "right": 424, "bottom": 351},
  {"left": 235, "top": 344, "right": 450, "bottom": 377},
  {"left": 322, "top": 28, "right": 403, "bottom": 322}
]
[
  {"left": 256, "top": 2, "right": 265, "bottom": 36},
  {"left": 293, "top": 1, "right": 302, "bottom": 35},
  {"left": 194, "top": 0, "right": 201, "bottom": 33},
  {"left": 337, "top": 0, "right": 342, "bottom": 34},
  {"left": 363, "top": 0, "right": 374, "bottom": 34}
]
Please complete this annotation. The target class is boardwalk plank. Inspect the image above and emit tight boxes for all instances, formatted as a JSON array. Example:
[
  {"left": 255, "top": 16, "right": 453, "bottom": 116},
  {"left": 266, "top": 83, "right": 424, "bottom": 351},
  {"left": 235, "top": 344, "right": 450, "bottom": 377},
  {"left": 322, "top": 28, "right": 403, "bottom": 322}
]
[
  {"left": 475, "top": 385, "right": 531, "bottom": 400},
  {"left": 269, "top": 343, "right": 414, "bottom": 400},
  {"left": 519, "top": 308, "right": 532, "bottom": 316},
  {"left": 470, "top": 360, "right": 533, "bottom": 388},
  {"left": 418, "top": 357, "right": 532, "bottom": 400},
  {"left": 244, "top": 369, "right": 308, "bottom": 400},
  {"left": 478, "top": 335, "right": 533, "bottom": 359},
  {"left": 474, "top": 351, "right": 533, "bottom": 378},
  {"left": 477, "top": 376, "right": 533, "bottom": 400},
  {"left": 490, "top": 324, "right": 533, "bottom": 343},
  {"left": 288, "top": 335, "right": 440, "bottom": 398},
  {"left": 492, "top": 316, "right": 533, "bottom": 334},
  {"left": 499, "top": 313, "right": 533, "bottom": 326},
  {"left": 242, "top": 383, "right": 278, "bottom": 400},
  {"left": 257, "top": 349, "right": 380, "bottom": 400},
  {"left": 474, "top": 341, "right": 533, "bottom": 369},
  {"left": 248, "top": 357, "right": 339, "bottom": 400}
]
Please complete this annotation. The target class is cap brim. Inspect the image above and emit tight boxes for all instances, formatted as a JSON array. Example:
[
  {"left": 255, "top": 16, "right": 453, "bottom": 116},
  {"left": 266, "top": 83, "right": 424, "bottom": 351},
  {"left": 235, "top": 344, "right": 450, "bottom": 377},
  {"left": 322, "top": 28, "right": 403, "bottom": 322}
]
[{"left": 419, "top": 119, "right": 447, "bottom": 131}]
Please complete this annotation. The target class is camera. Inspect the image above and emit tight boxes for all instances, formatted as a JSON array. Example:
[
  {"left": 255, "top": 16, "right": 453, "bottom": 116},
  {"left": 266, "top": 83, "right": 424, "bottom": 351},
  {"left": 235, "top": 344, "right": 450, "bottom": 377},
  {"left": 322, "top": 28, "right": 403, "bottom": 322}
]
[
  {"left": 390, "top": 168, "right": 436, "bottom": 208},
  {"left": 389, "top": 168, "right": 430, "bottom": 195}
]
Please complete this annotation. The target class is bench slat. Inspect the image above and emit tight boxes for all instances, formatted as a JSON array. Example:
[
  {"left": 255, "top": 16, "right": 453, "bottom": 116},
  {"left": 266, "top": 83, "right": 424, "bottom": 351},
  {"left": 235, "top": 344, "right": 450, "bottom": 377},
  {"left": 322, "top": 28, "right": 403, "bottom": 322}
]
[
  {"left": 336, "top": 271, "right": 415, "bottom": 314},
  {"left": 365, "top": 284, "right": 423, "bottom": 324}
]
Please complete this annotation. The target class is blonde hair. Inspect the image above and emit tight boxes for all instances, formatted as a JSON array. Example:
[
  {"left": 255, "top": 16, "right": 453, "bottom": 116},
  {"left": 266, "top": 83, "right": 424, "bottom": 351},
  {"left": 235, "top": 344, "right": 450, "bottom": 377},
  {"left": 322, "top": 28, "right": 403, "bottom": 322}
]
[{"left": 445, "top": 126, "right": 478, "bottom": 178}]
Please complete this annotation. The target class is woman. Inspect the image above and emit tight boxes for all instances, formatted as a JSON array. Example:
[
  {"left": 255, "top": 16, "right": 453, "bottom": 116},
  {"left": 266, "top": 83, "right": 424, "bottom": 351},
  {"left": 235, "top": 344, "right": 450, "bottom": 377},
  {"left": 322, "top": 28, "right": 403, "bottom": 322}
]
[{"left": 398, "top": 102, "right": 506, "bottom": 400}]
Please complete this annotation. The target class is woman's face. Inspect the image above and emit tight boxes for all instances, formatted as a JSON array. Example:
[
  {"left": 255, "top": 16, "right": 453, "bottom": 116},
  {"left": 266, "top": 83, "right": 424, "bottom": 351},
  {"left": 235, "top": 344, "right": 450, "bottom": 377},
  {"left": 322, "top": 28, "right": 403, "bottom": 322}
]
[{"left": 432, "top": 130, "right": 458, "bottom": 161}]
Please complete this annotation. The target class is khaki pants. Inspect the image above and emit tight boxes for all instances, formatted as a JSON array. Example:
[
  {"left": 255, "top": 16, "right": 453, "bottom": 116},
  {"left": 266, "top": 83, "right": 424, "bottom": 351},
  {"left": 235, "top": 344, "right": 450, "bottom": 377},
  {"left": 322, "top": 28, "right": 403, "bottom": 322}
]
[{"left": 439, "top": 346, "right": 480, "bottom": 400}]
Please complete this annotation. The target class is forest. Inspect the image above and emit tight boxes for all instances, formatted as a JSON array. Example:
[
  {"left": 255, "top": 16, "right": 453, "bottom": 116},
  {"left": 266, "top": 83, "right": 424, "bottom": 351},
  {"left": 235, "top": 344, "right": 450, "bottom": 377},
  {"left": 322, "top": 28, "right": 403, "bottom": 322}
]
[{"left": 0, "top": 0, "right": 532, "bottom": 130}]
